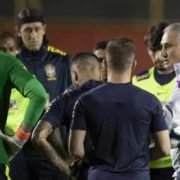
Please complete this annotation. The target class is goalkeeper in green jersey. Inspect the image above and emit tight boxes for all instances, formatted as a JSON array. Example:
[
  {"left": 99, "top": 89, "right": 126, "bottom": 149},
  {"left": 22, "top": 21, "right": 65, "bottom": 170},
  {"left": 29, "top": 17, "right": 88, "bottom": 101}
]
[{"left": 0, "top": 51, "right": 47, "bottom": 180}]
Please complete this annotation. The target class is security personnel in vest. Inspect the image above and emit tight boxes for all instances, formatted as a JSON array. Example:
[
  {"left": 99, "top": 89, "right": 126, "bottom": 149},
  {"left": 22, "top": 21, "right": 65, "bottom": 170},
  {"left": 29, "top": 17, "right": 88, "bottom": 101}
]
[
  {"left": 133, "top": 22, "right": 176, "bottom": 180},
  {"left": 13, "top": 8, "right": 72, "bottom": 180}
]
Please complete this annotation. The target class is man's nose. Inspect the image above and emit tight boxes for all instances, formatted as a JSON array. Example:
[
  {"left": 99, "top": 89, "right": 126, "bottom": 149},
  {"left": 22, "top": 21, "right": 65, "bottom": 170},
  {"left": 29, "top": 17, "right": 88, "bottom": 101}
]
[
  {"left": 30, "top": 30, "right": 36, "bottom": 39},
  {"left": 159, "top": 48, "right": 167, "bottom": 59}
]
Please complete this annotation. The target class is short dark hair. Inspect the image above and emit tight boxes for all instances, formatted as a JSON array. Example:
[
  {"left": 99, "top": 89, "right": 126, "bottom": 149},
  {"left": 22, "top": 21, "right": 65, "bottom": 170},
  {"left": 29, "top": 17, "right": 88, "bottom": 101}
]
[
  {"left": 144, "top": 22, "right": 168, "bottom": 52},
  {"left": 16, "top": 8, "right": 45, "bottom": 27},
  {"left": 94, "top": 40, "right": 108, "bottom": 50},
  {"left": 0, "top": 31, "right": 15, "bottom": 52},
  {"left": 106, "top": 37, "right": 135, "bottom": 72},
  {"left": 71, "top": 52, "right": 99, "bottom": 69},
  {"left": 0, "top": 31, "right": 14, "bottom": 42}
]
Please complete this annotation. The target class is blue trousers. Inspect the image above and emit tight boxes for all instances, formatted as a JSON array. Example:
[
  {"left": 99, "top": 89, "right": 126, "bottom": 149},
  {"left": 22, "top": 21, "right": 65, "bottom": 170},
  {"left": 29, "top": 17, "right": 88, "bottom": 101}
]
[{"left": 87, "top": 167, "right": 150, "bottom": 180}]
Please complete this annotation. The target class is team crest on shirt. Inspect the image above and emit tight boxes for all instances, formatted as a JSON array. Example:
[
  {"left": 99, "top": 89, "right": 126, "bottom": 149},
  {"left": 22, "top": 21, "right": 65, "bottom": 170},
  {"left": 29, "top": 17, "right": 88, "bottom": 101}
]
[{"left": 45, "top": 64, "right": 56, "bottom": 81}]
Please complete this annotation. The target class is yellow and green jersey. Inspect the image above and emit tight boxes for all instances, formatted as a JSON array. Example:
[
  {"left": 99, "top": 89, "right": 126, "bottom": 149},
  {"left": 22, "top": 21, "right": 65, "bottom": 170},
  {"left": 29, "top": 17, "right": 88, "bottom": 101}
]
[{"left": 132, "top": 67, "right": 176, "bottom": 169}]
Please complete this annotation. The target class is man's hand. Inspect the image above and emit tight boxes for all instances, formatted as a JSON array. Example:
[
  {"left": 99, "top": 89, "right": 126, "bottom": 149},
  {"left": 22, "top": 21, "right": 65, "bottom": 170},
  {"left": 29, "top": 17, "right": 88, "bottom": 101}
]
[
  {"left": 0, "top": 130, "right": 22, "bottom": 160},
  {"left": 170, "top": 127, "right": 180, "bottom": 149},
  {"left": 56, "top": 160, "right": 72, "bottom": 176},
  {"left": 69, "top": 159, "right": 80, "bottom": 178}
]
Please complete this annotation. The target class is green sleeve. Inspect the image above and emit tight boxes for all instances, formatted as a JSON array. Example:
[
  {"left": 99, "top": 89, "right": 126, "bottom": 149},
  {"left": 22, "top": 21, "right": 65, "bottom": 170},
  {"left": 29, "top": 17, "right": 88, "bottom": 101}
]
[
  {"left": 22, "top": 78, "right": 48, "bottom": 127},
  {"left": 7, "top": 56, "right": 47, "bottom": 127},
  {"left": 8, "top": 57, "right": 34, "bottom": 93}
]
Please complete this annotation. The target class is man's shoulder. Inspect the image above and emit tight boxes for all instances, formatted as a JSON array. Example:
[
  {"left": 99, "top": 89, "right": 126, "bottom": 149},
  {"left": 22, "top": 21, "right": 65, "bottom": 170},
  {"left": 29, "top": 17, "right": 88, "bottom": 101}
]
[
  {"left": 78, "top": 80, "right": 103, "bottom": 92},
  {"left": 133, "top": 70, "right": 150, "bottom": 81},
  {"left": 79, "top": 82, "right": 106, "bottom": 101},
  {"left": 133, "top": 68, "right": 154, "bottom": 82},
  {"left": 1, "top": 52, "right": 26, "bottom": 71},
  {"left": 64, "top": 81, "right": 103, "bottom": 100}
]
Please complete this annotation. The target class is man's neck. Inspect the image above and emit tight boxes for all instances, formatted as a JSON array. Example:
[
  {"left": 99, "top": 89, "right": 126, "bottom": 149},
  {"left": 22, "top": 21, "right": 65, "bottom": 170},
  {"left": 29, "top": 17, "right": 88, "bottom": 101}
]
[
  {"left": 107, "top": 70, "right": 131, "bottom": 84},
  {"left": 156, "top": 68, "right": 174, "bottom": 75}
]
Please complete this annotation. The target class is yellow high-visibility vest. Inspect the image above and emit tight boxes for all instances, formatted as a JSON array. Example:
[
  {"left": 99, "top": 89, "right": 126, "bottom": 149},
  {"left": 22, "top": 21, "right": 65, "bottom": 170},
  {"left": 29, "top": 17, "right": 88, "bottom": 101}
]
[{"left": 132, "top": 67, "right": 176, "bottom": 168}]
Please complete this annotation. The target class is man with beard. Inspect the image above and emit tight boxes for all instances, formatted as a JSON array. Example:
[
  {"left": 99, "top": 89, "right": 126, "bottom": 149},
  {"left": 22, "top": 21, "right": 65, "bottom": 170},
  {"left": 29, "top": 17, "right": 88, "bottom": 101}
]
[{"left": 132, "top": 22, "right": 176, "bottom": 180}]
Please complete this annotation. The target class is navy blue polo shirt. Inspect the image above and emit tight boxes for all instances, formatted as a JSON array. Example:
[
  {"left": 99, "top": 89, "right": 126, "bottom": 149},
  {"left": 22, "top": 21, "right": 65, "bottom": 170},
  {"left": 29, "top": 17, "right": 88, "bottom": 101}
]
[
  {"left": 42, "top": 80, "right": 103, "bottom": 130},
  {"left": 71, "top": 82, "right": 168, "bottom": 174}
]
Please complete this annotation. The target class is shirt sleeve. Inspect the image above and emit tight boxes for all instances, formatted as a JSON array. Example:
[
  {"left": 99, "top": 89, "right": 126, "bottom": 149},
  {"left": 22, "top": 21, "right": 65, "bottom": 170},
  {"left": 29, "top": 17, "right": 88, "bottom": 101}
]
[
  {"left": 8, "top": 57, "right": 47, "bottom": 128},
  {"left": 42, "top": 95, "right": 66, "bottom": 128},
  {"left": 71, "top": 97, "right": 87, "bottom": 130},
  {"left": 8, "top": 57, "right": 35, "bottom": 93},
  {"left": 150, "top": 97, "right": 168, "bottom": 133},
  {"left": 168, "top": 86, "right": 180, "bottom": 128}
]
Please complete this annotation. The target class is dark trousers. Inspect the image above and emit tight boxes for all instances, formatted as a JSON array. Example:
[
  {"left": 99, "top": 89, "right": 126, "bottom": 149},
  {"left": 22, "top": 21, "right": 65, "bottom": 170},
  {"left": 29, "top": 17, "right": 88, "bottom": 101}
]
[
  {"left": 87, "top": 167, "right": 150, "bottom": 180},
  {"left": 77, "top": 162, "right": 89, "bottom": 180},
  {"left": 26, "top": 158, "right": 68, "bottom": 180},
  {"left": 175, "top": 177, "right": 180, "bottom": 180},
  {"left": 10, "top": 150, "right": 29, "bottom": 180},
  {"left": 150, "top": 167, "right": 174, "bottom": 180},
  {"left": 0, "top": 163, "right": 11, "bottom": 180},
  {"left": 10, "top": 150, "right": 69, "bottom": 180}
]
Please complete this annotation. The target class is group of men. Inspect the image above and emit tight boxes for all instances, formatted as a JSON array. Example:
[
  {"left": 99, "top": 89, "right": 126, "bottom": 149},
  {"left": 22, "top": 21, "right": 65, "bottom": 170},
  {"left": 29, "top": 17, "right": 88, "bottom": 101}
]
[{"left": 1, "top": 7, "right": 180, "bottom": 180}]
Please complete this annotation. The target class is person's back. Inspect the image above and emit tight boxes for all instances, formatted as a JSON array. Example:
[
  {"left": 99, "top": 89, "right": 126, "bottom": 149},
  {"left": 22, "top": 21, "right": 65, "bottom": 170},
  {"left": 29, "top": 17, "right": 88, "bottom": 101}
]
[
  {"left": 60, "top": 80, "right": 103, "bottom": 130},
  {"left": 70, "top": 37, "right": 170, "bottom": 180},
  {"left": 32, "top": 52, "right": 103, "bottom": 179},
  {"left": 76, "top": 82, "right": 166, "bottom": 172}
]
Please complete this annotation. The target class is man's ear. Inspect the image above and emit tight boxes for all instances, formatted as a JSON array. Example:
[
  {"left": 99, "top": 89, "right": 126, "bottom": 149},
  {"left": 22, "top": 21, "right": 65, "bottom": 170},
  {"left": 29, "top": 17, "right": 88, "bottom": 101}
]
[
  {"left": 71, "top": 69, "right": 78, "bottom": 84},
  {"left": 15, "top": 27, "right": 21, "bottom": 37},
  {"left": 74, "top": 71, "right": 78, "bottom": 82},
  {"left": 43, "top": 24, "right": 46, "bottom": 35},
  {"left": 132, "top": 60, "right": 137, "bottom": 71},
  {"left": 103, "top": 58, "right": 107, "bottom": 69}
]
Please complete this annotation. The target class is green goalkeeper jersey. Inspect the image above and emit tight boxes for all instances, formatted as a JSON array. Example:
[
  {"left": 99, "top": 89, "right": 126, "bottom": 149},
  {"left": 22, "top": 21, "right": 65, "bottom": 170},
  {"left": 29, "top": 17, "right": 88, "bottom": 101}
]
[{"left": 0, "top": 51, "right": 47, "bottom": 164}]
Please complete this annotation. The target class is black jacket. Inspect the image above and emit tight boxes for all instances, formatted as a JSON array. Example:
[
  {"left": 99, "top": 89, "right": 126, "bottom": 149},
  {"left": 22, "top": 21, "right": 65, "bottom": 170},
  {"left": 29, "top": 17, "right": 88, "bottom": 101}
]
[{"left": 18, "top": 45, "right": 72, "bottom": 101}]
